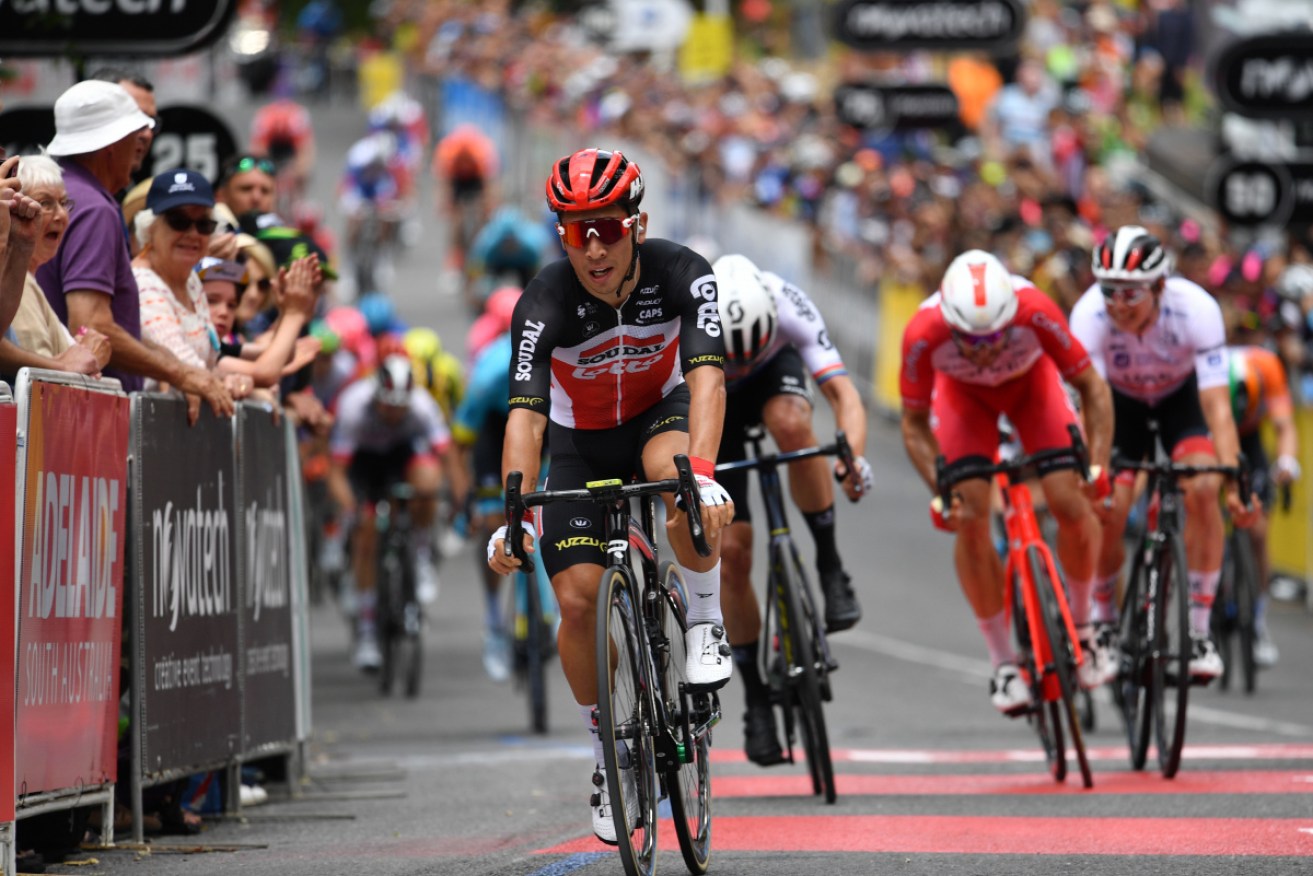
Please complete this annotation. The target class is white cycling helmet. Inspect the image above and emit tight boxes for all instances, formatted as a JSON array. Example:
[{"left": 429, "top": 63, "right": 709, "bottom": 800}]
[
  {"left": 713, "top": 254, "right": 778, "bottom": 366},
  {"left": 375, "top": 354, "right": 414, "bottom": 407},
  {"left": 1091, "top": 225, "right": 1172, "bottom": 284},
  {"left": 939, "top": 250, "right": 1018, "bottom": 336}
]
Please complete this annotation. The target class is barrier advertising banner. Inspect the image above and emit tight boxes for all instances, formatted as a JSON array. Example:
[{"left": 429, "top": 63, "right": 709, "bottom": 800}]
[
  {"left": 133, "top": 396, "right": 241, "bottom": 773},
  {"left": 16, "top": 377, "right": 129, "bottom": 794},
  {"left": 237, "top": 406, "right": 296, "bottom": 752},
  {"left": 0, "top": 392, "right": 16, "bottom": 821}
]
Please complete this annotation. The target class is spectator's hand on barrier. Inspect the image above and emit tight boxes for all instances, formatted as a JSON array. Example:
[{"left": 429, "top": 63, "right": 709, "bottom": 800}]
[
  {"left": 284, "top": 389, "right": 332, "bottom": 434},
  {"left": 52, "top": 341, "right": 103, "bottom": 378},
  {"left": 223, "top": 373, "right": 255, "bottom": 400},
  {"left": 281, "top": 335, "right": 322, "bottom": 376},
  {"left": 75, "top": 326, "right": 112, "bottom": 369},
  {"left": 178, "top": 367, "right": 236, "bottom": 422},
  {"left": 208, "top": 232, "right": 241, "bottom": 260}
]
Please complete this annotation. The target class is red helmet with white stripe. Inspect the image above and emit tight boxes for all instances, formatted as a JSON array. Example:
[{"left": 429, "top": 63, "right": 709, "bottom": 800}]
[
  {"left": 1092, "top": 225, "right": 1172, "bottom": 284},
  {"left": 939, "top": 250, "right": 1018, "bottom": 336},
  {"left": 546, "top": 148, "right": 644, "bottom": 215}
]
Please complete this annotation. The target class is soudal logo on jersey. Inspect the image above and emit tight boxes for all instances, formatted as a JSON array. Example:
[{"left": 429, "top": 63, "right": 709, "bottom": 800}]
[
  {"left": 578, "top": 342, "right": 664, "bottom": 366},
  {"left": 515, "top": 319, "right": 547, "bottom": 382}
]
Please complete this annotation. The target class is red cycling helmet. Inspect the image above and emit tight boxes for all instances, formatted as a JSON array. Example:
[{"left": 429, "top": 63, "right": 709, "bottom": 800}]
[{"left": 546, "top": 148, "right": 644, "bottom": 215}]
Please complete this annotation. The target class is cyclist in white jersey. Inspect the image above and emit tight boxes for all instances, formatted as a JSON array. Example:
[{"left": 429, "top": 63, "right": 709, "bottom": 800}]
[{"left": 1069, "top": 226, "right": 1257, "bottom": 681}]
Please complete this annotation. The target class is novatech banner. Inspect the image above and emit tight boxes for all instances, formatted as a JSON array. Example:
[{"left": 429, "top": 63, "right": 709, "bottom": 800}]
[
  {"left": 133, "top": 395, "right": 240, "bottom": 773},
  {"left": 16, "top": 377, "right": 129, "bottom": 794},
  {"left": 834, "top": 0, "right": 1024, "bottom": 52},
  {"left": 236, "top": 405, "right": 296, "bottom": 752},
  {"left": 0, "top": 0, "right": 236, "bottom": 58}
]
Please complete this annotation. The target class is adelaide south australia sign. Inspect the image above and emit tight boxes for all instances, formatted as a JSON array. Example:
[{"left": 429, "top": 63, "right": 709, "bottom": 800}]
[
  {"left": 833, "top": 0, "right": 1024, "bottom": 52},
  {"left": 0, "top": 0, "right": 235, "bottom": 57}
]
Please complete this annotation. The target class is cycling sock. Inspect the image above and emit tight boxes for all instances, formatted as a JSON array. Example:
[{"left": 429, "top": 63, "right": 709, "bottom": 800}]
[
  {"left": 1066, "top": 575, "right": 1094, "bottom": 628},
  {"left": 802, "top": 506, "right": 841, "bottom": 575},
  {"left": 1091, "top": 574, "right": 1119, "bottom": 624},
  {"left": 1188, "top": 569, "right": 1221, "bottom": 636},
  {"left": 1254, "top": 594, "right": 1268, "bottom": 633},
  {"left": 485, "top": 588, "right": 502, "bottom": 632},
  {"left": 580, "top": 703, "right": 605, "bottom": 767},
  {"left": 978, "top": 609, "right": 1016, "bottom": 668},
  {"left": 731, "top": 641, "right": 769, "bottom": 706},
  {"left": 680, "top": 561, "right": 723, "bottom": 625}
]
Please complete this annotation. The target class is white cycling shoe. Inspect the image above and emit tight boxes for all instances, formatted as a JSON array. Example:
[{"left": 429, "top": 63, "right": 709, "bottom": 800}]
[
  {"left": 990, "top": 663, "right": 1032, "bottom": 716},
  {"left": 590, "top": 764, "right": 638, "bottom": 846},
  {"left": 684, "top": 623, "right": 732, "bottom": 690}
]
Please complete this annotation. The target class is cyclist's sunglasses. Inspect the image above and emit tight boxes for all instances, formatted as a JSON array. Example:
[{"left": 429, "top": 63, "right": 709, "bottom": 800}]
[
  {"left": 951, "top": 328, "right": 1008, "bottom": 350},
  {"left": 162, "top": 210, "right": 219, "bottom": 235},
  {"left": 556, "top": 216, "right": 638, "bottom": 249},
  {"left": 1099, "top": 283, "right": 1152, "bottom": 305}
]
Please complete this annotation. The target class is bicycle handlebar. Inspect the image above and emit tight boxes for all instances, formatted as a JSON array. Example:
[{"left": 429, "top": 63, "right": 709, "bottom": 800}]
[
  {"left": 935, "top": 424, "right": 1091, "bottom": 510},
  {"left": 503, "top": 455, "right": 710, "bottom": 573},
  {"left": 1111, "top": 451, "right": 1253, "bottom": 509},
  {"left": 715, "top": 431, "right": 858, "bottom": 490}
]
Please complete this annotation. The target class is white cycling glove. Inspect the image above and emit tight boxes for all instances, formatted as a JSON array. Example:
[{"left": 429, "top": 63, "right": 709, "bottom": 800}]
[
  {"left": 849, "top": 456, "right": 874, "bottom": 496},
  {"left": 486, "top": 524, "right": 509, "bottom": 563},
  {"left": 1275, "top": 454, "right": 1302, "bottom": 482},
  {"left": 690, "top": 457, "right": 733, "bottom": 508}
]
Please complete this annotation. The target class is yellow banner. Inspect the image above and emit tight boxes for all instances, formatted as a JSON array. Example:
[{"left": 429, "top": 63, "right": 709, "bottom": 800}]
[
  {"left": 874, "top": 279, "right": 927, "bottom": 415},
  {"left": 679, "top": 14, "right": 733, "bottom": 84}
]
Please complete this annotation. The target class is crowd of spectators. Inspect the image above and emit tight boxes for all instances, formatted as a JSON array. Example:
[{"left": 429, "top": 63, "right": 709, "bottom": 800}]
[{"left": 378, "top": 0, "right": 1313, "bottom": 397}]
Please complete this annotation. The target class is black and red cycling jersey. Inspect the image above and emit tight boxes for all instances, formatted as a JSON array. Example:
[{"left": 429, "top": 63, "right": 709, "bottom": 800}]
[{"left": 508, "top": 238, "right": 726, "bottom": 429}]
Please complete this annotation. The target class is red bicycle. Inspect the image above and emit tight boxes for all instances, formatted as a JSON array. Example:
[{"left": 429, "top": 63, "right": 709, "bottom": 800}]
[{"left": 935, "top": 425, "right": 1095, "bottom": 789}]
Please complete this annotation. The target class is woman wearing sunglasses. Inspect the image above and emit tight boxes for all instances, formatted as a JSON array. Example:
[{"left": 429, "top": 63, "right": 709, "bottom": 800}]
[
  {"left": 899, "top": 249, "right": 1115, "bottom": 716},
  {"left": 485, "top": 148, "right": 736, "bottom": 845},
  {"left": 1071, "top": 226, "right": 1259, "bottom": 684},
  {"left": 132, "top": 168, "right": 254, "bottom": 402}
]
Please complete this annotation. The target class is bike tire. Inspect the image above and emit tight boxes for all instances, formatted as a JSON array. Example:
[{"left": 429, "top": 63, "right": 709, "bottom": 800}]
[
  {"left": 523, "top": 569, "right": 549, "bottom": 734},
  {"left": 1155, "top": 532, "right": 1191, "bottom": 779},
  {"left": 1119, "top": 547, "right": 1153, "bottom": 771},
  {"left": 773, "top": 545, "right": 836, "bottom": 804},
  {"left": 1010, "top": 563, "right": 1063, "bottom": 781},
  {"left": 401, "top": 551, "right": 422, "bottom": 700},
  {"left": 378, "top": 543, "right": 402, "bottom": 697},
  {"left": 1029, "top": 548, "right": 1093, "bottom": 789},
  {"left": 1231, "top": 529, "right": 1259, "bottom": 695},
  {"left": 659, "top": 563, "right": 712, "bottom": 875},
  {"left": 596, "top": 567, "right": 659, "bottom": 876}
]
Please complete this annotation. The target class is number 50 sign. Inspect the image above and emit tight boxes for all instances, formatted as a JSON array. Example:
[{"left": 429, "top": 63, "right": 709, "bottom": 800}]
[{"left": 1208, "top": 157, "right": 1313, "bottom": 228}]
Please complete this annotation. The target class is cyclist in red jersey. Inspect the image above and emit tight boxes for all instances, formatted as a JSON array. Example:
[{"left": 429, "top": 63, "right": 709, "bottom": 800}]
[
  {"left": 251, "top": 98, "right": 316, "bottom": 212},
  {"left": 486, "top": 149, "right": 733, "bottom": 845},
  {"left": 899, "top": 250, "right": 1115, "bottom": 715}
]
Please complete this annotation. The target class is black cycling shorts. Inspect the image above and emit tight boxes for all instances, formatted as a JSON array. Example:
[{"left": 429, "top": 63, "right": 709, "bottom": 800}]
[
  {"left": 538, "top": 385, "right": 690, "bottom": 579},
  {"left": 1240, "top": 430, "right": 1274, "bottom": 510},
  {"left": 717, "top": 348, "right": 813, "bottom": 524},
  {"left": 348, "top": 444, "right": 416, "bottom": 506},
  {"left": 1112, "top": 372, "right": 1210, "bottom": 465}
]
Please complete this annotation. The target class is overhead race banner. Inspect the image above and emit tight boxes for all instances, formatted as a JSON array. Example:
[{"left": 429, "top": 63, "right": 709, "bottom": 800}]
[
  {"left": 0, "top": 0, "right": 237, "bottom": 58},
  {"left": 133, "top": 395, "right": 240, "bottom": 774},
  {"left": 0, "top": 394, "right": 16, "bottom": 822},
  {"left": 833, "top": 0, "right": 1024, "bottom": 52},
  {"left": 237, "top": 405, "right": 296, "bottom": 753},
  {"left": 1212, "top": 32, "right": 1313, "bottom": 120},
  {"left": 834, "top": 83, "right": 961, "bottom": 132},
  {"left": 1209, "top": 157, "right": 1313, "bottom": 228},
  {"left": 16, "top": 377, "right": 129, "bottom": 795}
]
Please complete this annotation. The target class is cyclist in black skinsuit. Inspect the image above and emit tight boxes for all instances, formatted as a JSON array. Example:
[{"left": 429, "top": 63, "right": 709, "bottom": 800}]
[{"left": 486, "top": 148, "right": 735, "bottom": 845}]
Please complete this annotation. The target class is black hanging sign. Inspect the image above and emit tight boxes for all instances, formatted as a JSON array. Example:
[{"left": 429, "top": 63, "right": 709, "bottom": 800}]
[
  {"left": 0, "top": 0, "right": 236, "bottom": 58},
  {"left": 833, "top": 0, "right": 1025, "bottom": 52}
]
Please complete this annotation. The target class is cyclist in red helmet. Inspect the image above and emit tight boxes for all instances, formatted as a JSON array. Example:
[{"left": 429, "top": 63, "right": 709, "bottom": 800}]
[{"left": 486, "top": 148, "right": 734, "bottom": 845}]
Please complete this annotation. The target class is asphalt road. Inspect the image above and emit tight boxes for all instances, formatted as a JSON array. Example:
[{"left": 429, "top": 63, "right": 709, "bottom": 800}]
[{"left": 57, "top": 96, "right": 1313, "bottom": 876}]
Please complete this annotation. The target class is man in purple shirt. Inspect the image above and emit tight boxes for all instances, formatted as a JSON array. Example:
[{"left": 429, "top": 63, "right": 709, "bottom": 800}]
[{"left": 35, "top": 80, "right": 231, "bottom": 417}]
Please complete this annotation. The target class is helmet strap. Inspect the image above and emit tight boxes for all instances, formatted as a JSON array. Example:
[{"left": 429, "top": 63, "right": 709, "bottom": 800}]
[{"left": 617, "top": 211, "right": 641, "bottom": 297}]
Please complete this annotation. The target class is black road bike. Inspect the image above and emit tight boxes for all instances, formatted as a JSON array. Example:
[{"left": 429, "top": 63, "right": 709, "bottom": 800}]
[
  {"left": 505, "top": 456, "right": 720, "bottom": 876},
  {"left": 376, "top": 483, "right": 423, "bottom": 698},
  {"left": 1113, "top": 421, "right": 1248, "bottom": 778},
  {"left": 1212, "top": 484, "right": 1285, "bottom": 695},
  {"left": 714, "top": 430, "right": 858, "bottom": 804}
]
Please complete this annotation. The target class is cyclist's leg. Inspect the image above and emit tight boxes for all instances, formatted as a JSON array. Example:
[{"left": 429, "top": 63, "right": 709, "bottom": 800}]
[
  {"left": 405, "top": 452, "right": 442, "bottom": 602},
  {"left": 472, "top": 414, "right": 512, "bottom": 678},
  {"left": 346, "top": 449, "right": 407, "bottom": 670},
  {"left": 1093, "top": 389, "right": 1153, "bottom": 624},
  {"left": 1240, "top": 431, "right": 1278, "bottom": 661},
  {"left": 934, "top": 378, "right": 1024, "bottom": 711}
]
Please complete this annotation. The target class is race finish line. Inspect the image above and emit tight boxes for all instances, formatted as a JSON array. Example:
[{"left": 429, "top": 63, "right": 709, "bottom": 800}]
[
  {"left": 540, "top": 815, "right": 1313, "bottom": 856},
  {"left": 711, "top": 742, "right": 1313, "bottom": 765}
]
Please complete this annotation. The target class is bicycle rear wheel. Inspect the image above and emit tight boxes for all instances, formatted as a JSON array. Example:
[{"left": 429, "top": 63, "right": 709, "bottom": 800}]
[
  {"left": 1030, "top": 548, "right": 1093, "bottom": 789},
  {"left": 378, "top": 540, "right": 403, "bottom": 697},
  {"left": 1230, "top": 529, "right": 1259, "bottom": 694},
  {"left": 1154, "top": 532, "right": 1191, "bottom": 779},
  {"left": 1119, "top": 548, "right": 1153, "bottom": 771},
  {"left": 659, "top": 563, "right": 712, "bottom": 875},
  {"left": 773, "top": 545, "right": 836, "bottom": 804},
  {"left": 596, "top": 567, "right": 659, "bottom": 876}
]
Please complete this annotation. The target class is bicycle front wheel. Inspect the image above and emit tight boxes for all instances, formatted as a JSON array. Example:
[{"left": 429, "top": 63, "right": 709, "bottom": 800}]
[
  {"left": 659, "top": 563, "right": 712, "bottom": 875},
  {"left": 774, "top": 545, "right": 836, "bottom": 804},
  {"left": 1231, "top": 528, "right": 1259, "bottom": 694},
  {"left": 1119, "top": 547, "right": 1153, "bottom": 771},
  {"left": 1029, "top": 548, "right": 1093, "bottom": 789},
  {"left": 596, "top": 567, "right": 659, "bottom": 876},
  {"left": 522, "top": 569, "right": 549, "bottom": 734},
  {"left": 1011, "top": 560, "right": 1064, "bottom": 782},
  {"left": 1154, "top": 532, "right": 1191, "bottom": 778}
]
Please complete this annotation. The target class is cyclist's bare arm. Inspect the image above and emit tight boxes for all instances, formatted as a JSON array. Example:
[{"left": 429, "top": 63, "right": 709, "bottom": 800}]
[
  {"left": 1068, "top": 365, "right": 1113, "bottom": 472},
  {"left": 819, "top": 373, "right": 868, "bottom": 497},
  {"left": 686, "top": 364, "right": 726, "bottom": 465},
  {"left": 490, "top": 407, "right": 547, "bottom": 573},
  {"left": 327, "top": 458, "right": 356, "bottom": 518},
  {"left": 901, "top": 407, "right": 940, "bottom": 493},
  {"left": 1198, "top": 383, "right": 1255, "bottom": 522}
]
